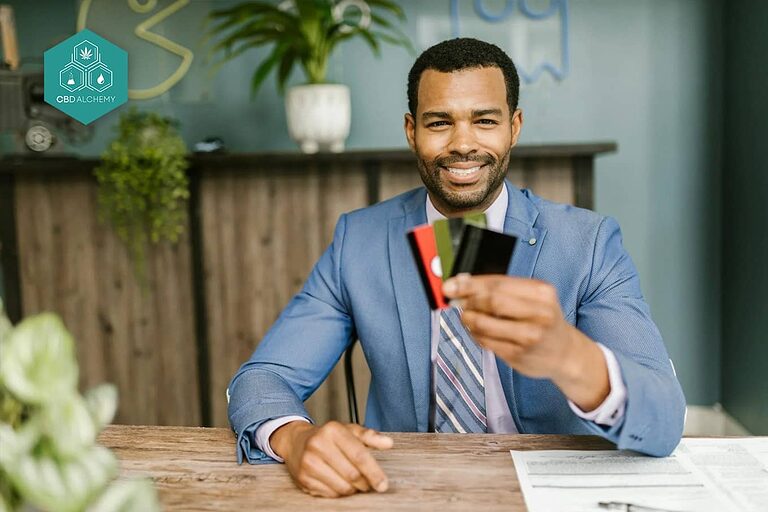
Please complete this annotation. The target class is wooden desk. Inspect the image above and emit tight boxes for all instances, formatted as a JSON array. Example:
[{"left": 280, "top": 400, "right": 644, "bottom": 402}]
[{"left": 100, "top": 425, "right": 615, "bottom": 511}]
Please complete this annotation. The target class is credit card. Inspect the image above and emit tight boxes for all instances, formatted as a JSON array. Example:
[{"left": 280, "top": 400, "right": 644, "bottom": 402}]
[
  {"left": 407, "top": 224, "right": 449, "bottom": 309},
  {"left": 433, "top": 212, "right": 486, "bottom": 279},
  {"left": 450, "top": 225, "right": 518, "bottom": 276}
]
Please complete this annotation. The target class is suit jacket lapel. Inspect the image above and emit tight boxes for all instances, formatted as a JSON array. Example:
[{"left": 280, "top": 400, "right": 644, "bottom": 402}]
[
  {"left": 388, "top": 188, "right": 431, "bottom": 431},
  {"left": 498, "top": 181, "right": 547, "bottom": 431}
]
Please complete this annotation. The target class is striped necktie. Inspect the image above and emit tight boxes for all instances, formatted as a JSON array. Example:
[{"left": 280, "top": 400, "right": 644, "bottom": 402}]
[{"left": 433, "top": 307, "right": 487, "bottom": 433}]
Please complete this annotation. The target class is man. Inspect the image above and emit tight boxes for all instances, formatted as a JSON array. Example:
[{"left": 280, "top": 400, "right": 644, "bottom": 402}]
[{"left": 227, "top": 38, "right": 686, "bottom": 498}]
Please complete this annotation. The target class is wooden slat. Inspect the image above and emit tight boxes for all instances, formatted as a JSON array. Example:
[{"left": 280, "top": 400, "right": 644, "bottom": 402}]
[
  {"left": 522, "top": 157, "right": 575, "bottom": 205},
  {"left": 201, "top": 164, "right": 368, "bottom": 427},
  {"left": 14, "top": 174, "right": 200, "bottom": 426},
  {"left": 379, "top": 161, "right": 424, "bottom": 201},
  {"left": 99, "top": 425, "right": 616, "bottom": 511}
]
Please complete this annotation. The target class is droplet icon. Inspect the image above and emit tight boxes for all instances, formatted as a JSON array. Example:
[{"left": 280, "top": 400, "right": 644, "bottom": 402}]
[{"left": 97, "top": 73, "right": 105, "bottom": 85}]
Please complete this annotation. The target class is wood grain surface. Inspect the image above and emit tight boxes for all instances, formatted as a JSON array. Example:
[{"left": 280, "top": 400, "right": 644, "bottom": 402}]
[
  {"left": 99, "top": 425, "right": 616, "bottom": 511},
  {"left": 200, "top": 163, "right": 368, "bottom": 426},
  {"left": 14, "top": 174, "right": 201, "bottom": 426}
]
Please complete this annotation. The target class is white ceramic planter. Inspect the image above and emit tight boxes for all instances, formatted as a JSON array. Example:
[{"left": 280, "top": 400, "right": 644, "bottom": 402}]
[{"left": 285, "top": 84, "right": 351, "bottom": 153}]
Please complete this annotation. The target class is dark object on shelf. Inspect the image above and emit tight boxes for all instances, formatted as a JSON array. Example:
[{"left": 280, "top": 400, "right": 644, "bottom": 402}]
[{"left": 0, "top": 70, "right": 93, "bottom": 153}]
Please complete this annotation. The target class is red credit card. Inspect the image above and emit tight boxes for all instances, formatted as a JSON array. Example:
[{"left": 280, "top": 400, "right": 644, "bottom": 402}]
[{"left": 407, "top": 224, "right": 448, "bottom": 309}]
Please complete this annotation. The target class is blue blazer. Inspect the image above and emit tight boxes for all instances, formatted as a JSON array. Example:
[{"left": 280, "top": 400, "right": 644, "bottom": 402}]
[{"left": 228, "top": 182, "right": 686, "bottom": 463}]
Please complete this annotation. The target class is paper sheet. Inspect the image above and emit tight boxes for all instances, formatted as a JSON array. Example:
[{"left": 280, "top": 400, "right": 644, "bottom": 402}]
[{"left": 510, "top": 437, "right": 768, "bottom": 512}]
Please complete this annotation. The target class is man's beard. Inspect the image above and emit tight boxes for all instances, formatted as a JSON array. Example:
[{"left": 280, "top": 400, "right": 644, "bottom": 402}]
[{"left": 415, "top": 147, "right": 511, "bottom": 211}]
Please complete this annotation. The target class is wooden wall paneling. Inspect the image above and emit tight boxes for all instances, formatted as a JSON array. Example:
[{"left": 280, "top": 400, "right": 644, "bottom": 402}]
[
  {"left": 572, "top": 156, "right": 595, "bottom": 210},
  {"left": 203, "top": 164, "right": 368, "bottom": 427},
  {"left": 0, "top": 172, "right": 22, "bottom": 323},
  {"left": 202, "top": 168, "right": 264, "bottom": 427},
  {"left": 379, "top": 160, "right": 423, "bottom": 201},
  {"left": 304, "top": 163, "right": 368, "bottom": 425},
  {"left": 521, "top": 157, "right": 575, "bottom": 205},
  {"left": 14, "top": 173, "right": 200, "bottom": 426},
  {"left": 506, "top": 158, "right": 525, "bottom": 190}
]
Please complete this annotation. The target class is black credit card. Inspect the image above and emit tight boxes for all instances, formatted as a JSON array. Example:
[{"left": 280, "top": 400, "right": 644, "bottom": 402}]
[{"left": 450, "top": 225, "right": 518, "bottom": 276}]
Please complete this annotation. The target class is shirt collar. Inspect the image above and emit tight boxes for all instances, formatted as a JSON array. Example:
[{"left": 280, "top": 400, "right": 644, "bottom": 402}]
[{"left": 425, "top": 183, "right": 508, "bottom": 231}]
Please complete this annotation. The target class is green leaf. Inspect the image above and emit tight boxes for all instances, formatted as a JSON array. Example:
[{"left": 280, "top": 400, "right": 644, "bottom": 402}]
[
  {"left": 0, "top": 313, "right": 78, "bottom": 405},
  {"left": 367, "top": 0, "right": 406, "bottom": 20},
  {"left": 250, "top": 43, "right": 288, "bottom": 97},
  {"left": 277, "top": 46, "right": 298, "bottom": 93},
  {"left": 83, "top": 385, "right": 117, "bottom": 430},
  {"left": 37, "top": 393, "right": 99, "bottom": 458},
  {"left": 85, "top": 478, "right": 160, "bottom": 512},
  {"left": 8, "top": 445, "right": 117, "bottom": 512},
  {"left": 357, "top": 28, "right": 381, "bottom": 57},
  {"left": 0, "top": 423, "right": 38, "bottom": 469}
]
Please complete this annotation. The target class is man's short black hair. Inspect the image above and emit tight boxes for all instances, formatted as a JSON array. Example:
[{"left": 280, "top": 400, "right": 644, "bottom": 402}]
[{"left": 407, "top": 37, "right": 520, "bottom": 116}]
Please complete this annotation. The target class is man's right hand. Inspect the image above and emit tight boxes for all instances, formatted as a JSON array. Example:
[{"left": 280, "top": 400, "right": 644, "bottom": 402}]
[{"left": 269, "top": 420, "right": 393, "bottom": 498}]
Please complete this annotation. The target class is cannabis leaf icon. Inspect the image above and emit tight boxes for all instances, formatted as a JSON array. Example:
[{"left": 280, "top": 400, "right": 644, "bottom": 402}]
[{"left": 79, "top": 47, "right": 93, "bottom": 60}]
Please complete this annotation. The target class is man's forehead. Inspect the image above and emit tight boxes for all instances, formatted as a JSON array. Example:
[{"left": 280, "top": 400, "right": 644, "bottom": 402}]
[{"left": 417, "top": 67, "right": 507, "bottom": 114}]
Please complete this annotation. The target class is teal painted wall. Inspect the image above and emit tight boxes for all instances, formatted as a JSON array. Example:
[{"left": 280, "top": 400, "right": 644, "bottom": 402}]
[
  {"left": 721, "top": 0, "right": 768, "bottom": 435},
  {"left": 1, "top": 0, "right": 724, "bottom": 405}
]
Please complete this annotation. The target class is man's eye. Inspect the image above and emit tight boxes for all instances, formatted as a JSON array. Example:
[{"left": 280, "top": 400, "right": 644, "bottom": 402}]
[
  {"left": 427, "top": 121, "right": 449, "bottom": 127},
  {"left": 477, "top": 119, "right": 498, "bottom": 125}
]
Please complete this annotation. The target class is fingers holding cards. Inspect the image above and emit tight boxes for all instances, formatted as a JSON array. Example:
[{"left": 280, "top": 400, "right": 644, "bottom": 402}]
[{"left": 444, "top": 274, "right": 560, "bottom": 323}]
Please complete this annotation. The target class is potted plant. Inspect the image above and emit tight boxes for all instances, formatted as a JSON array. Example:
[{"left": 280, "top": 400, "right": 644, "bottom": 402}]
[
  {"left": 93, "top": 108, "right": 190, "bottom": 286},
  {"left": 205, "top": 0, "right": 414, "bottom": 153}
]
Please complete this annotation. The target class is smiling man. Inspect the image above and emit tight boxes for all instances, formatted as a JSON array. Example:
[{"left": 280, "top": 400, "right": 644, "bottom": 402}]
[{"left": 227, "top": 38, "right": 686, "bottom": 499}]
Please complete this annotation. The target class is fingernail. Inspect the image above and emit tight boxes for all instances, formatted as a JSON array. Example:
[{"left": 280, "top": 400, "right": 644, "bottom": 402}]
[
  {"left": 443, "top": 279, "right": 457, "bottom": 294},
  {"left": 376, "top": 480, "right": 389, "bottom": 492}
]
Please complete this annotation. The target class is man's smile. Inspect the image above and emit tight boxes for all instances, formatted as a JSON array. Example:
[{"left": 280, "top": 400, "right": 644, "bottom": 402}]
[{"left": 440, "top": 163, "right": 487, "bottom": 185}]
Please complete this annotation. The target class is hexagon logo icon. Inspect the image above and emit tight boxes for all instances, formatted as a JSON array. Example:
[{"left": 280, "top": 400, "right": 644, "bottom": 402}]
[
  {"left": 60, "top": 63, "right": 85, "bottom": 92},
  {"left": 88, "top": 64, "right": 113, "bottom": 92},
  {"left": 73, "top": 40, "right": 99, "bottom": 69},
  {"left": 44, "top": 29, "right": 127, "bottom": 125}
]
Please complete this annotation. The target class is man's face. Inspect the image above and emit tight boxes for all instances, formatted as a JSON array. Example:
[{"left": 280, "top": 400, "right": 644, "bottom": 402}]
[{"left": 405, "top": 67, "right": 523, "bottom": 216}]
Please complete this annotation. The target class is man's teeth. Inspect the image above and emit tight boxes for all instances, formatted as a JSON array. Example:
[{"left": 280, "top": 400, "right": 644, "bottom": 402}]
[{"left": 446, "top": 166, "right": 482, "bottom": 176}]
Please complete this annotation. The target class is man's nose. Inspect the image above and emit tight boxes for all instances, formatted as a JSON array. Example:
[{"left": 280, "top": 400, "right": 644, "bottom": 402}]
[{"left": 446, "top": 122, "right": 478, "bottom": 156}]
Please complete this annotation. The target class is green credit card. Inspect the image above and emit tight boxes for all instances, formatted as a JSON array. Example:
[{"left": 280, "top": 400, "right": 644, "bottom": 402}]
[{"left": 433, "top": 212, "right": 486, "bottom": 280}]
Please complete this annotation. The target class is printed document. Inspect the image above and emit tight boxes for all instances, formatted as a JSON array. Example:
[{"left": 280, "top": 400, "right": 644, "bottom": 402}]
[{"left": 510, "top": 437, "right": 768, "bottom": 512}]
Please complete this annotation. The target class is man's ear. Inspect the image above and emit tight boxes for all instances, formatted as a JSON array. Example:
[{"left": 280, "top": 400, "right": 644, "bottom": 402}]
[
  {"left": 404, "top": 113, "right": 416, "bottom": 152},
  {"left": 510, "top": 108, "right": 524, "bottom": 147}
]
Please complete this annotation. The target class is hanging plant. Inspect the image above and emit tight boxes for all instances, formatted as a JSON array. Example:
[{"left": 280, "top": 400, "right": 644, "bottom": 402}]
[{"left": 94, "top": 108, "right": 190, "bottom": 285}]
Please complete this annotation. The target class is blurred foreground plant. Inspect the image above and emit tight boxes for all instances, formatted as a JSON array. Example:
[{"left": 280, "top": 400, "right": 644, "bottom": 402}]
[{"left": 0, "top": 300, "right": 160, "bottom": 512}]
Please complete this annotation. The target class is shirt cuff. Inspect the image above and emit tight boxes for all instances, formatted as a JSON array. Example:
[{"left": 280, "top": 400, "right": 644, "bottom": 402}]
[
  {"left": 568, "top": 343, "right": 627, "bottom": 426},
  {"left": 255, "top": 415, "right": 311, "bottom": 463}
]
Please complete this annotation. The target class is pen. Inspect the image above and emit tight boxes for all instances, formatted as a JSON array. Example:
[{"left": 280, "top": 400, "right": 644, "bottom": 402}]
[{"left": 598, "top": 501, "right": 686, "bottom": 512}]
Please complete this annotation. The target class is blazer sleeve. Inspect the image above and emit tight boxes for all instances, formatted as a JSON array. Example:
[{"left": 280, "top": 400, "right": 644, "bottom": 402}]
[
  {"left": 227, "top": 214, "right": 355, "bottom": 464},
  {"left": 574, "top": 216, "right": 686, "bottom": 457}
]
